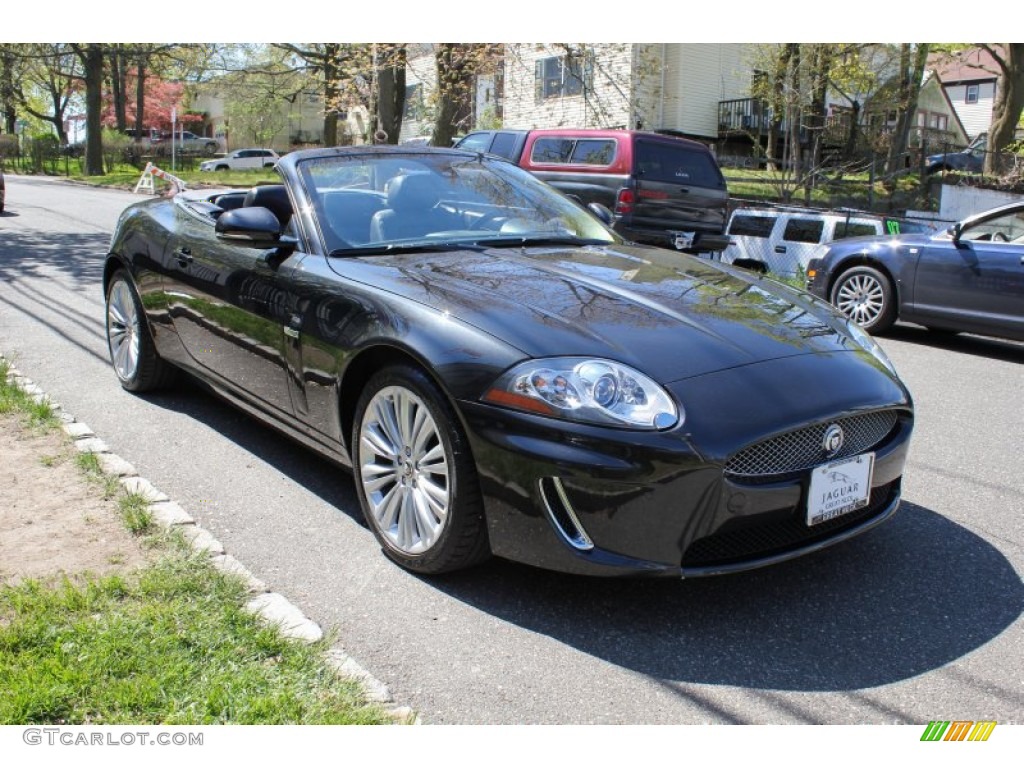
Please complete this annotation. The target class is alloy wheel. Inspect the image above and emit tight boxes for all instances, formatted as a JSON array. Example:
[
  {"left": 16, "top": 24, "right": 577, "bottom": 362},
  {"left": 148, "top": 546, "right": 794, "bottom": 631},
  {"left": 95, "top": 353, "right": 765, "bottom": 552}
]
[
  {"left": 835, "top": 272, "right": 886, "bottom": 327},
  {"left": 358, "top": 385, "right": 451, "bottom": 555},
  {"left": 106, "top": 279, "right": 140, "bottom": 382}
]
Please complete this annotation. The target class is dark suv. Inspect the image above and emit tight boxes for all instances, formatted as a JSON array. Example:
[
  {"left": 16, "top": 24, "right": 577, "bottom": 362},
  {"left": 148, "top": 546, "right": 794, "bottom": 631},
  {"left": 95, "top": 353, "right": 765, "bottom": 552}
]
[{"left": 455, "top": 128, "right": 730, "bottom": 253}]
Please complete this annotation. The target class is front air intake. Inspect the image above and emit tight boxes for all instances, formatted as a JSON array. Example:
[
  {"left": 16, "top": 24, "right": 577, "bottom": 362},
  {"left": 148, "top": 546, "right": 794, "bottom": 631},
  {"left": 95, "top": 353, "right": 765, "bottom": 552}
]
[{"left": 538, "top": 477, "right": 594, "bottom": 551}]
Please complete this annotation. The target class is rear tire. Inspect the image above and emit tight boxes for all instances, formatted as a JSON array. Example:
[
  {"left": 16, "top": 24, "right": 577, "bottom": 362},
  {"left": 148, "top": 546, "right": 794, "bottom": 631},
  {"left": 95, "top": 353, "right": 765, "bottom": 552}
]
[
  {"left": 353, "top": 364, "right": 490, "bottom": 574},
  {"left": 105, "top": 270, "right": 177, "bottom": 392},
  {"left": 830, "top": 265, "right": 896, "bottom": 334}
]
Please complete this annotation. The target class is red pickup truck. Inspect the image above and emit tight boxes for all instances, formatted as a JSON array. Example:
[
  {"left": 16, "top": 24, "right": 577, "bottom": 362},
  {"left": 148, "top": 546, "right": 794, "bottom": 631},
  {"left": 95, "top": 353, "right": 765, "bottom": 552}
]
[{"left": 454, "top": 128, "right": 730, "bottom": 253}]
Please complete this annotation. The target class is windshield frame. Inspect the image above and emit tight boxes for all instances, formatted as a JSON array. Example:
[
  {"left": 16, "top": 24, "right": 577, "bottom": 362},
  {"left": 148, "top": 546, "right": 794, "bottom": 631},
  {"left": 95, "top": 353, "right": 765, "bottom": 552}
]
[{"left": 295, "top": 149, "right": 623, "bottom": 256}]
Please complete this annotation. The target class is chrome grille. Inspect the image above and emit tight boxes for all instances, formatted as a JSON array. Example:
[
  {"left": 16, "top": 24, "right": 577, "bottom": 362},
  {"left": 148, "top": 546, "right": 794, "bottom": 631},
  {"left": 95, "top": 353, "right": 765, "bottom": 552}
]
[{"left": 724, "top": 410, "right": 899, "bottom": 478}]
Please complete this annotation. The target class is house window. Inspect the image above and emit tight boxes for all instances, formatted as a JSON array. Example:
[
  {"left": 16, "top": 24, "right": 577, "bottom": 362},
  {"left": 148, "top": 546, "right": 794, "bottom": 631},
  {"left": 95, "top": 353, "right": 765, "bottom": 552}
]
[
  {"left": 535, "top": 53, "right": 593, "bottom": 101},
  {"left": 966, "top": 84, "right": 979, "bottom": 104}
]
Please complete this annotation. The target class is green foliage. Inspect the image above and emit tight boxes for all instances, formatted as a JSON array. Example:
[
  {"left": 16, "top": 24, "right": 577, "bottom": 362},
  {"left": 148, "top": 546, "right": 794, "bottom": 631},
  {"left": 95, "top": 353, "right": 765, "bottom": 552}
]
[
  {"left": 0, "top": 555, "right": 389, "bottom": 724},
  {"left": 0, "top": 360, "right": 58, "bottom": 430}
]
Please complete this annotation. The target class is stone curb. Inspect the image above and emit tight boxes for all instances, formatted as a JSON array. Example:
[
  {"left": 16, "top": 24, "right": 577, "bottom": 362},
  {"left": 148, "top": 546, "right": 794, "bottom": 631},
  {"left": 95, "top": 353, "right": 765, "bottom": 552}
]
[{"left": 2, "top": 358, "right": 415, "bottom": 724}]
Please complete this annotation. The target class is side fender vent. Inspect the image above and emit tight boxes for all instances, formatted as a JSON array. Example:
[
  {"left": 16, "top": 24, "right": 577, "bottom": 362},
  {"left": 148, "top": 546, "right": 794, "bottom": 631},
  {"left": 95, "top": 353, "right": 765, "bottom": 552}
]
[{"left": 539, "top": 477, "right": 594, "bottom": 551}]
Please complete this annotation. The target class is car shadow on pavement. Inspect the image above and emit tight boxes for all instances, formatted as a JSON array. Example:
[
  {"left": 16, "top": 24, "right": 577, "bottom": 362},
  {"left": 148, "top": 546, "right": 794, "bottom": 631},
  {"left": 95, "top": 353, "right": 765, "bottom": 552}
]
[
  {"left": 136, "top": 377, "right": 364, "bottom": 521},
  {"left": 885, "top": 324, "right": 1024, "bottom": 364},
  {"left": 427, "top": 501, "right": 1023, "bottom": 693}
]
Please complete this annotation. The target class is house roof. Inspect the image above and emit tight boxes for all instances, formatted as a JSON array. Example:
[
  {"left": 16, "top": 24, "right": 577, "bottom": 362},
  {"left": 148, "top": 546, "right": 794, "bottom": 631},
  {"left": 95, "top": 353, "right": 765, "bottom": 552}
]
[{"left": 929, "top": 47, "right": 1001, "bottom": 85}]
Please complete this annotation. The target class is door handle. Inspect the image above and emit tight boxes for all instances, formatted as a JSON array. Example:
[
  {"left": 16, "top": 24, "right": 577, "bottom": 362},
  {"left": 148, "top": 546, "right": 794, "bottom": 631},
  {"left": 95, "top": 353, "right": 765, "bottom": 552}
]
[{"left": 774, "top": 245, "right": 787, "bottom": 254}]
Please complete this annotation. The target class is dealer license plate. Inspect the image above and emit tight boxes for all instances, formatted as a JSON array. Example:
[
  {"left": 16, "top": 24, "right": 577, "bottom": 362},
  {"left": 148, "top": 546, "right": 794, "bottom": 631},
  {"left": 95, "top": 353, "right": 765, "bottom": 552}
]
[{"left": 806, "top": 453, "right": 875, "bottom": 526}]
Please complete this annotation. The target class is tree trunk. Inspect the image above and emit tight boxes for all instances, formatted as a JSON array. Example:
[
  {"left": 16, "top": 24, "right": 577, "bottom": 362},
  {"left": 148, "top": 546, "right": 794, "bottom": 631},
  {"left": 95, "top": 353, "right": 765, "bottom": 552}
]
[
  {"left": 0, "top": 49, "right": 16, "bottom": 134},
  {"left": 322, "top": 43, "right": 340, "bottom": 146},
  {"left": 764, "top": 45, "right": 794, "bottom": 172},
  {"left": 885, "top": 44, "right": 929, "bottom": 176},
  {"left": 135, "top": 55, "right": 147, "bottom": 138},
  {"left": 432, "top": 44, "right": 475, "bottom": 149},
  {"left": 110, "top": 45, "right": 128, "bottom": 132},
  {"left": 984, "top": 43, "right": 1024, "bottom": 175},
  {"left": 78, "top": 44, "right": 105, "bottom": 176},
  {"left": 376, "top": 44, "right": 406, "bottom": 144},
  {"left": 843, "top": 100, "right": 861, "bottom": 159},
  {"left": 786, "top": 45, "right": 803, "bottom": 188}
]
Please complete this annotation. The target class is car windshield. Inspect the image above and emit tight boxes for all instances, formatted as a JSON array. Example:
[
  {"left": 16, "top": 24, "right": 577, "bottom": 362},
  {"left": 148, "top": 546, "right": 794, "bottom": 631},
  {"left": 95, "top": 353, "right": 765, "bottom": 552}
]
[{"left": 296, "top": 151, "right": 621, "bottom": 254}]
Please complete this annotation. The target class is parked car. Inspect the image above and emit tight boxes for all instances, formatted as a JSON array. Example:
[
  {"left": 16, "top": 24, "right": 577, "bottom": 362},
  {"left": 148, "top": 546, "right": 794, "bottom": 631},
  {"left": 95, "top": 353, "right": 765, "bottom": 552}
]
[
  {"left": 103, "top": 146, "right": 913, "bottom": 577},
  {"left": 925, "top": 144, "right": 985, "bottom": 175},
  {"left": 454, "top": 128, "right": 730, "bottom": 254},
  {"left": 806, "top": 201, "right": 1024, "bottom": 339},
  {"left": 721, "top": 205, "right": 936, "bottom": 277},
  {"left": 152, "top": 130, "right": 219, "bottom": 155},
  {"left": 199, "top": 148, "right": 280, "bottom": 172}
]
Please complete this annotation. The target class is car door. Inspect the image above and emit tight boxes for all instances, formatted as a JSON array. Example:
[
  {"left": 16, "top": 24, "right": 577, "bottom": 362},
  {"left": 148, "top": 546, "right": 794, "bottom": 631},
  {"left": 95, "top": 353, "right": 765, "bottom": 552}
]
[
  {"left": 161, "top": 199, "right": 299, "bottom": 413},
  {"left": 911, "top": 211, "right": 1024, "bottom": 339}
]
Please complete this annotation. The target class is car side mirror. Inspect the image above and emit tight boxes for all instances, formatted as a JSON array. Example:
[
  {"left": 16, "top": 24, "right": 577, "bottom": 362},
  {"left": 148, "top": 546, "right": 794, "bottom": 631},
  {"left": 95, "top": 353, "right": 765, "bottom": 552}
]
[
  {"left": 216, "top": 207, "right": 283, "bottom": 245},
  {"left": 587, "top": 202, "right": 615, "bottom": 226},
  {"left": 949, "top": 222, "right": 963, "bottom": 244}
]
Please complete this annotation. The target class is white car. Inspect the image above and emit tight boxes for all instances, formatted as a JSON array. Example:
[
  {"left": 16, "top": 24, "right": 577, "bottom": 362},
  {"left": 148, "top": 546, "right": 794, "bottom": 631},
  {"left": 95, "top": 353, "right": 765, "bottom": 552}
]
[
  {"left": 199, "top": 148, "right": 280, "bottom": 171},
  {"left": 718, "top": 206, "right": 935, "bottom": 277}
]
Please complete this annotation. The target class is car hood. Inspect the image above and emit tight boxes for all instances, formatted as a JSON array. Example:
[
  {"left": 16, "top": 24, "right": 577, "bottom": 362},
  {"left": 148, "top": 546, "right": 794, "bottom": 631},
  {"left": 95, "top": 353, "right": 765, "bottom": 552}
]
[{"left": 331, "top": 243, "right": 876, "bottom": 383}]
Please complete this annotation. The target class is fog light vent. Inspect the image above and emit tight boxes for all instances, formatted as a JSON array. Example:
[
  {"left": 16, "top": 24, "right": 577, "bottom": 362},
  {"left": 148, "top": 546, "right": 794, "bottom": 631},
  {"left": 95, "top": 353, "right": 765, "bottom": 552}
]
[{"left": 539, "top": 477, "right": 594, "bottom": 551}]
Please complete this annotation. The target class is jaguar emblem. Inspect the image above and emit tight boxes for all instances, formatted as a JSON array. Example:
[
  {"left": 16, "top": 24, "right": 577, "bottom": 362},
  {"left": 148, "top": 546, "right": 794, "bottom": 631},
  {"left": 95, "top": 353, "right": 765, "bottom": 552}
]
[{"left": 823, "top": 424, "right": 844, "bottom": 458}]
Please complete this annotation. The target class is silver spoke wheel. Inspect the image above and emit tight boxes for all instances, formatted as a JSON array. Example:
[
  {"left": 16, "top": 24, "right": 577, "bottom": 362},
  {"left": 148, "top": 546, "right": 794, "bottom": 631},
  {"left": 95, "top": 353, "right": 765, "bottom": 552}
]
[
  {"left": 358, "top": 385, "right": 450, "bottom": 555},
  {"left": 835, "top": 273, "right": 885, "bottom": 326},
  {"left": 107, "top": 279, "right": 140, "bottom": 381}
]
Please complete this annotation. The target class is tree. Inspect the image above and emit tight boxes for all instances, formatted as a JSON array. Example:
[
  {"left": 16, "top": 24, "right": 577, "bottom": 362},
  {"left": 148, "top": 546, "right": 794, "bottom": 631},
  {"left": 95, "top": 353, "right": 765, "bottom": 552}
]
[
  {"left": 884, "top": 43, "right": 930, "bottom": 175},
  {"left": 980, "top": 44, "right": 1024, "bottom": 174},
  {"left": 374, "top": 44, "right": 407, "bottom": 144},
  {"left": 274, "top": 43, "right": 353, "bottom": 146},
  {"left": 6, "top": 44, "right": 81, "bottom": 145},
  {"left": 71, "top": 43, "right": 105, "bottom": 176}
]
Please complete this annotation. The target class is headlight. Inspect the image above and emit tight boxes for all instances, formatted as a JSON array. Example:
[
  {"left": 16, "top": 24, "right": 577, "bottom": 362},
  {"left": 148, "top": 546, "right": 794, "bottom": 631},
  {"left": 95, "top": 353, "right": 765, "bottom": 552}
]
[
  {"left": 845, "top": 320, "right": 898, "bottom": 376},
  {"left": 482, "top": 357, "right": 680, "bottom": 430}
]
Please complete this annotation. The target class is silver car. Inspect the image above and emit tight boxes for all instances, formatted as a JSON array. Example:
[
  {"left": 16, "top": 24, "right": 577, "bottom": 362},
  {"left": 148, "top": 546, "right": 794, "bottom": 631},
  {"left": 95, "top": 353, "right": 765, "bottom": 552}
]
[{"left": 200, "top": 148, "right": 280, "bottom": 172}]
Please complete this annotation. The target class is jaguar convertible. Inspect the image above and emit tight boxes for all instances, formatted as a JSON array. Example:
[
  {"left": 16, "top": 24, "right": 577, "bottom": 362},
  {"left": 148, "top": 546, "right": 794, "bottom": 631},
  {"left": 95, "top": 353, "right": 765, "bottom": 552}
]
[{"left": 104, "top": 146, "right": 914, "bottom": 577}]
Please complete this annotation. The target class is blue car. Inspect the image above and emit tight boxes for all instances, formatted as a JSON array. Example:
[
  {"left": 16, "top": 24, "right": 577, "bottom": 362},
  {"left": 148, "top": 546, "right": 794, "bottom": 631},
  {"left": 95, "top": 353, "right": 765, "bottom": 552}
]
[{"left": 807, "top": 201, "right": 1024, "bottom": 340}]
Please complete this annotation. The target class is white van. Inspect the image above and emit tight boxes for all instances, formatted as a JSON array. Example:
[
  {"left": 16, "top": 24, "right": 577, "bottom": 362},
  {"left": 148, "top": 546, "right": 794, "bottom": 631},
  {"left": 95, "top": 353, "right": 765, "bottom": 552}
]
[{"left": 718, "top": 206, "right": 932, "bottom": 277}]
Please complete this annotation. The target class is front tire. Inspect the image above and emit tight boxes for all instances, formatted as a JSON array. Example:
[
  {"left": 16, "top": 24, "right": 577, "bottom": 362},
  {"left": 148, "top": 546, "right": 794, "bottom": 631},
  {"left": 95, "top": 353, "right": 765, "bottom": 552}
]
[
  {"left": 105, "top": 270, "right": 177, "bottom": 392},
  {"left": 353, "top": 365, "right": 489, "bottom": 574},
  {"left": 830, "top": 265, "right": 896, "bottom": 334}
]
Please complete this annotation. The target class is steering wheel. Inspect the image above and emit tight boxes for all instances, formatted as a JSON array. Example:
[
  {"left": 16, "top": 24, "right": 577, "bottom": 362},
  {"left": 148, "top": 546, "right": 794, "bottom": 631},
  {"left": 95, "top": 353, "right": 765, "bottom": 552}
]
[{"left": 992, "top": 231, "right": 1009, "bottom": 242}]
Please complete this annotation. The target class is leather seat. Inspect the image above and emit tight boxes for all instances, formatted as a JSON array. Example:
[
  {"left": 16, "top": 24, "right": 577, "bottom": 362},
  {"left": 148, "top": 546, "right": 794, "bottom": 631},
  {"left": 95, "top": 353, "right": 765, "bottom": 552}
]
[
  {"left": 369, "top": 174, "right": 460, "bottom": 242},
  {"left": 243, "top": 185, "right": 293, "bottom": 229}
]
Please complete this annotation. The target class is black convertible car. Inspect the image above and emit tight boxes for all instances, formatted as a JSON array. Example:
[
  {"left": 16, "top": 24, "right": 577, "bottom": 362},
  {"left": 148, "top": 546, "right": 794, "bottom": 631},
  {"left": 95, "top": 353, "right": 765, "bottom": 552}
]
[
  {"left": 104, "top": 147, "right": 913, "bottom": 577},
  {"left": 806, "top": 201, "right": 1024, "bottom": 340}
]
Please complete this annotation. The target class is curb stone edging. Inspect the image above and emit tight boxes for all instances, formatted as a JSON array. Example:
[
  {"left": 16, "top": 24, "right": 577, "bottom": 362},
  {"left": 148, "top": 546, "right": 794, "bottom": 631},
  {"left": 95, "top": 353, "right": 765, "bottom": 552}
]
[{"left": 2, "top": 357, "right": 417, "bottom": 724}]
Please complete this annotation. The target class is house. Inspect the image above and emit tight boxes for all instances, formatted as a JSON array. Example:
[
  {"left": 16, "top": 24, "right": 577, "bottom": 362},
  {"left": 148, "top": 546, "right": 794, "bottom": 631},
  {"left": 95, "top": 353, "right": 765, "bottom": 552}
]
[
  {"left": 499, "top": 43, "right": 750, "bottom": 141},
  {"left": 929, "top": 47, "right": 999, "bottom": 141},
  {"left": 495, "top": 44, "right": 965, "bottom": 167}
]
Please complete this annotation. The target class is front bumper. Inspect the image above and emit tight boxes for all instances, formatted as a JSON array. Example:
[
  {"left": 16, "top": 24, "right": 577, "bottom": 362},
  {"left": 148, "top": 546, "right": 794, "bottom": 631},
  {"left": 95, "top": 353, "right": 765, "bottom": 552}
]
[{"left": 459, "top": 351, "right": 913, "bottom": 577}]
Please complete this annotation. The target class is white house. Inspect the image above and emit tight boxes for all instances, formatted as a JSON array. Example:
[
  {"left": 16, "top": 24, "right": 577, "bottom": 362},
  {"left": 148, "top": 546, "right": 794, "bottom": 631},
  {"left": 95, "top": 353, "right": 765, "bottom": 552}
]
[{"left": 929, "top": 47, "right": 999, "bottom": 141}]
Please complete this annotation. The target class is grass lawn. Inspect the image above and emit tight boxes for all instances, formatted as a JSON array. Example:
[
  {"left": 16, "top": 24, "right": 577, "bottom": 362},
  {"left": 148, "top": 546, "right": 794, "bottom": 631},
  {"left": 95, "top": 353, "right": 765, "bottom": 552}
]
[{"left": 0, "top": 359, "right": 393, "bottom": 725}]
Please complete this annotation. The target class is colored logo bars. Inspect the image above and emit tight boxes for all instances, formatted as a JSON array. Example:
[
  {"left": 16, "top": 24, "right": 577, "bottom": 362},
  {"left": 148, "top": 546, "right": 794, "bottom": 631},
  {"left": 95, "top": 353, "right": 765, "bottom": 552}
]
[{"left": 920, "top": 721, "right": 997, "bottom": 742}]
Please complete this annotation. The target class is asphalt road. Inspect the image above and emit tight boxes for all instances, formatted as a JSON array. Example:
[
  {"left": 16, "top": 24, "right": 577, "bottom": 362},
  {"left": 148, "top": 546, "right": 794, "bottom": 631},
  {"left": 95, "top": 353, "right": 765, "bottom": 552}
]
[{"left": 1, "top": 173, "right": 1022, "bottom": 724}]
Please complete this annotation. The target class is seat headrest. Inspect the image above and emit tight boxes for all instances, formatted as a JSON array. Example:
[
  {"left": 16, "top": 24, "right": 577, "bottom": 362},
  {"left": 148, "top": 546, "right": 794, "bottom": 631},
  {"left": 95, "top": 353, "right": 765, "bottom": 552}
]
[
  {"left": 386, "top": 174, "right": 444, "bottom": 212},
  {"left": 243, "top": 184, "right": 293, "bottom": 227}
]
